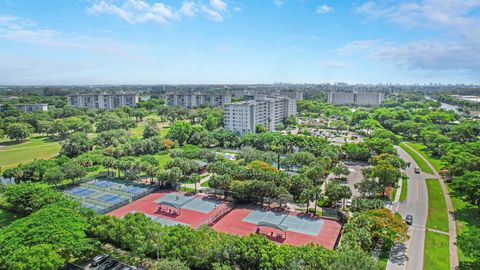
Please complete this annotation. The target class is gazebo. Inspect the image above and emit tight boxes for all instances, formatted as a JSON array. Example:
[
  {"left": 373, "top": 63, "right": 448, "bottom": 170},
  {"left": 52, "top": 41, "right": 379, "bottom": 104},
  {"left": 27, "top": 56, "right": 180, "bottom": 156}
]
[
  {"left": 256, "top": 221, "right": 288, "bottom": 239},
  {"left": 157, "top": 200, "right": 183, "bottom": 215}
]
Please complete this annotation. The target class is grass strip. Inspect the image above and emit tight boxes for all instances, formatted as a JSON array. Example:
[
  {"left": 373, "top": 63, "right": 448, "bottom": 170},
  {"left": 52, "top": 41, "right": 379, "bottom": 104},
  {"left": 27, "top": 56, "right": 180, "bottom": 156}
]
[
  {"left": 405, "top": 142, "right": 443, "bottom": 173},
  {"left": 399, "top": 176, "right": 408, "bottom": 202},
  {"left": 424, "top": 231, "right": 450, "bottom": 270},
  {"left": 426, "top": 179, "right": 449, "bottom": 232},
  {"left": 399, "top": 142, "right": 433, "bottom": 174}
]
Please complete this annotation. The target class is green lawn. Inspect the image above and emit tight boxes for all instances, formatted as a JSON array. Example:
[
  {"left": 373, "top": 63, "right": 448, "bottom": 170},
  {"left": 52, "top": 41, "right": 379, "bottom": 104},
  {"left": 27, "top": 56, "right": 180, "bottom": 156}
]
[
  {"left": 399, "top": 142, "right": 433, "bottom": 174},
  {"left": 424, "top": 231, "right": 450, "bottom": 270},
  {"left": 389, "top": 187, "right": 397, "bottom": 202},
  {"left": 129, "top": 124, "right": 145, "bottom": 138},
  {"left": 399, "top": 176, "right": 408, "bottom": 202},
  {"left": 0, "top": 209, "right": 19, "bottom": 227},
  {"left": 155, "top": 154, "right": 171, "bottom": 168},
  {"left": 0, "top": 135, "right": 61, "bottom": 172},
  {"left": 426, "top": 179, "right": 449, "bottom": 232},
  {"left": 160, "top": 127, "right": 170, "bottom": 137},
  {"left": 405, "top": 142, "right": 443, "bottom": 173}
]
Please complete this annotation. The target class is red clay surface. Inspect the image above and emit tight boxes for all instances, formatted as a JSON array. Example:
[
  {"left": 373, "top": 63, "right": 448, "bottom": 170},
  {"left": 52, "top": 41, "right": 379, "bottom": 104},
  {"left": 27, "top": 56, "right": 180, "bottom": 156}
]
[
  {"left": 110, "top": 192, "right": 341, "bottom": 248},
  {"left": 109, "top": 191, "right": 230, "bottom": 228},
  {"left": 211, "top": 206, "right": 342, "bottom": 248}
]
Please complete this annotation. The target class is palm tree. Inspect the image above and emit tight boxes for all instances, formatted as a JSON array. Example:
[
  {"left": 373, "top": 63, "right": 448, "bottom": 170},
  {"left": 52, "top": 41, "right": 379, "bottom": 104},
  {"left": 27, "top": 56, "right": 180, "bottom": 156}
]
[{"left": 190, "top": 173, "right": 201, "bottom": 193}]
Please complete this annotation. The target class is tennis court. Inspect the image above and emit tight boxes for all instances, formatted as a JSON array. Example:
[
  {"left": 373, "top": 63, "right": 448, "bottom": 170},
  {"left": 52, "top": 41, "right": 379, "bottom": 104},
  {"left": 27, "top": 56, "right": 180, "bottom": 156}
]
[
  {"left": 144, "top": 213, "right": 188, "bottom": 227},
  {"left": 110, "top": 191, "right": 232, "bottom": 228},
  {"left": 212, "top": 207, "right": 341, "bottom": 248},
  {"left": 65, "top": 187, "right": 97, "bottom": 197},
  {"left": 154, "top": 192, "right": 223, "bottom": 214},
  {"left": 242, "top": 209, "right": 324, "bottom": 236},
  {"left": 95, "top": 194, "right": 128, "bottom": 205}
]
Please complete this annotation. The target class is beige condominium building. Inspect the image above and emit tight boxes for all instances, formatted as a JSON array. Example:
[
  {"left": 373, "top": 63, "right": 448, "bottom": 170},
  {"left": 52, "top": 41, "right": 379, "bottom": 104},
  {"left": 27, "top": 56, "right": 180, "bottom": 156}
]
[
  {"left": 328, "top": 91, "right": 384, "bottom": 106},
  {"left": 166, "top": 92, "right": 232, "bottom": 108},
  {"left": 0, "top": 103, "right": 49, "bottom": 112},
  {"left": 67, "top": 93, "right": 139, "bottom": 109},
  {"left": 224, "top": 95, "right": 297, "bottom": 134}
]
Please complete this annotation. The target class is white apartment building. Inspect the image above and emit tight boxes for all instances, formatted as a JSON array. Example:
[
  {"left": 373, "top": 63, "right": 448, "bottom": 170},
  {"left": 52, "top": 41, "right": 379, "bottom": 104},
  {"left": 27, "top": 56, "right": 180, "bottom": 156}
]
[
  {"left": 0, "top": 103, "right": 48, "bottom": 112},
  {"left": 67, "top": 93, "right": 138, "bottom": 110},
  {"left": 328, "top": 92, "right": 384, "bottom": 106},
  {"left": 166, "top": 92, "right": 231, "bottom": 108},
  {"left": 224, "top": 96, "right": 297, "bottom": 134}
]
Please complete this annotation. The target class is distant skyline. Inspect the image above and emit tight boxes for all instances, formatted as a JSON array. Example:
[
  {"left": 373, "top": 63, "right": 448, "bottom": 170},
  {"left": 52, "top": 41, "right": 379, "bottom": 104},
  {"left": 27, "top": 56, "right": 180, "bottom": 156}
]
[{"left": 0, "top": 0, "right": 479, "bottom": 85}]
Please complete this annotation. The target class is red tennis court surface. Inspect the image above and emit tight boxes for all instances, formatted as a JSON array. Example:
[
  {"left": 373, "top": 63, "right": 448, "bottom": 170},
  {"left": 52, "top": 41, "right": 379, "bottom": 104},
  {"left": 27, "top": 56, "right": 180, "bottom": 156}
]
[
  {"left": 109, "top": 191, "right": 231, "bottom": 228},
  {"left": 211, "top": 206, "right": 342, "bottom": 248}
]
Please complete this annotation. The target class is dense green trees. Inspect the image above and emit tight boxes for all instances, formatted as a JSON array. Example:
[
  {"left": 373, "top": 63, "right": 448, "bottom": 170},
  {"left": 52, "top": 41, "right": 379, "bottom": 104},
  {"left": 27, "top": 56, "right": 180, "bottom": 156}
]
[
  {"left": 61, "top": 132, "right": 93, "bottom": 157},
  {"left": 0, "top": 204, "right": 95, "bottom": 270},
  {"left": 451, "top": 171, "right": 480, "bottom": 207},
  {"left": 1, "top": 183, "right": 74, "bottom": 215},
  {"left": 6, "top": 122, "right": 33, "bottom": 141}
]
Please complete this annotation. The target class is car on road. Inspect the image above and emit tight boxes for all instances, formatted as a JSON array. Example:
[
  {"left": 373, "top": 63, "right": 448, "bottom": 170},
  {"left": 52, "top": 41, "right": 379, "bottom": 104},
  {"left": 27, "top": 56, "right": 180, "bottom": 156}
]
[
  {"left": 414, "top": 167, "right": 421, "bottom": 174},
  {"left": 405, "top": 214, "right": 413, "bottom": 225}
]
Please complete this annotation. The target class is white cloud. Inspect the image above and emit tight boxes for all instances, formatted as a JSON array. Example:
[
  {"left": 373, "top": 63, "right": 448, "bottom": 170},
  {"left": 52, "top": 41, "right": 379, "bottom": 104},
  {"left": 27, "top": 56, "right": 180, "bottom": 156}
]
[
  {"left": 233, "top": 6, "right": 242, "bottom": 12},
  {"left": 88, "top": 0, "right": 231, "bottom": 24},
  {"left": 180, "top": 1, "right": 198, "bottom": 17},
  {"left": 87, "top": 0, "right": 178, "bottom": 25},
  {"left": 322, "top": 60, "right": 350, "bottom": 69},
  {"left": 346, "top": 1, "right": 480, "bottom": 72},
  {"left": 210, "top": 0, "right": 227, "bottom": 11},
  {"left": 0, "top": 14, "right": 141, "bottom": 58},
  {"left": 201, "top": 6, "right": 224, "bottom": 22},
  {"left": 316, "top": 4, "right": 333, "bottom": 14}
]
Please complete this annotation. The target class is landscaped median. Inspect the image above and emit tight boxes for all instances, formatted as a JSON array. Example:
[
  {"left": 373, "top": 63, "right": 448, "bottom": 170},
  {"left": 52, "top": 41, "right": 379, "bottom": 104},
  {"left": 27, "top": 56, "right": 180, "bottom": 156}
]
[
  {"left": 424, "top": 178, "right": 450, "bottom": 270},
  {"left": 404, "top": 142, "right": 443, "bottom": 173},
  {"left": 399, "top": 142, "right": 433, "bottom": 174},
  {"left": 424, "top": 231, "right": 450, "bottom": 270}
]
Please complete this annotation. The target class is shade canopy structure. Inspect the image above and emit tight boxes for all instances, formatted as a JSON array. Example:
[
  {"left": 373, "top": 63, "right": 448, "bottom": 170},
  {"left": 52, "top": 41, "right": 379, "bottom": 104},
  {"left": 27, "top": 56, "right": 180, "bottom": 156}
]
[
  {"left": 157, "top": 201, "right": 182, "bottom": 209},
  {"left": 257, "top": 221, "right": 288, "bottom": 232}
]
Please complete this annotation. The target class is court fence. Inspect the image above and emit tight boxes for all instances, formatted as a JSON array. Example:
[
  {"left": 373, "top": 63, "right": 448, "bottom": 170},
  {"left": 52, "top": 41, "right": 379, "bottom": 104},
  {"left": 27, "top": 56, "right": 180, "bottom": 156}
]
[
  {"left": 198, "top": 201, "right": 236, "bottom": 228},
  {"left": 64, "top": 192, "right": 130, "bottom": 214}
]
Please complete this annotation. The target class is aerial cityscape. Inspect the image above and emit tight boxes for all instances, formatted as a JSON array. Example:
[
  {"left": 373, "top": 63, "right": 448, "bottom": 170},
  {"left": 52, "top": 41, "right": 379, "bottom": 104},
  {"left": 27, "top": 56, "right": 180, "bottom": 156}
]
[{"left": 0, "top": 1, "right": 479, "bottom": 270}]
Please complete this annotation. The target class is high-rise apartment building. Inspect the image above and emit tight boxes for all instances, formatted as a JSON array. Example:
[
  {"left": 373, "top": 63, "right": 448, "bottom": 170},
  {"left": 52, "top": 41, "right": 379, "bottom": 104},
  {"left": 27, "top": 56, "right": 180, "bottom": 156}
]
[
  {"left": 67, "top": 93, "right": 138, "bottom": 110},
  {"left": 224, "top": 96, "right": 297, "bottom": 134},
  {"left": 166, "top": 92, "right": 231, "bottom": 108},
  {"left": 328, "top": 92, "right": 384, "bottom": 106}
]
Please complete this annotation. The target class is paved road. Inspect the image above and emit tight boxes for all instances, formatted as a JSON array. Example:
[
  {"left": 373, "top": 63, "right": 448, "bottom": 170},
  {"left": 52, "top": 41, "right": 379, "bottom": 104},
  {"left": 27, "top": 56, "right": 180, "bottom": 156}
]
[
  {"left": 401, "top": 143, "right": 459, "bottom": 269},
  {"left": 387, "top": 146, "right": 429, "bottom": 270}
]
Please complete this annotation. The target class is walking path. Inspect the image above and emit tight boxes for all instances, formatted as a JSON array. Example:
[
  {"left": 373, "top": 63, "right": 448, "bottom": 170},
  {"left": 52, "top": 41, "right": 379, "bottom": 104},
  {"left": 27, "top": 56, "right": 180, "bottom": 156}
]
[
  {"left": 181, "top": 174, "right": 212, "bottom": 191},
  {"left": 401, "top": 143, "right": 459, "bottom": 270}
]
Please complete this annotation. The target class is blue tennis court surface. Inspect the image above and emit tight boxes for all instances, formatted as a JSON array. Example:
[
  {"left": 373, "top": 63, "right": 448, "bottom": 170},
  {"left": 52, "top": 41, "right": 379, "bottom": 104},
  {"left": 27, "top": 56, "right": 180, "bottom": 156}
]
[
  {"left": 182, "top": 197, "right": 222, "bottom": 213},
  {"left": 96, "top": 194, "right": 128, "bottom": 204},
  {"left": 122, "top": 186, "right": 146, "bottom": 194},
  {"left": 242, "top": 209, "right": 324, "bottom": 236},
  {"left": 92, "top": 180, "right": 116, "bottom": 188},
  {"left": 65, "top": 187, "right": 96, "bottom": 197}
]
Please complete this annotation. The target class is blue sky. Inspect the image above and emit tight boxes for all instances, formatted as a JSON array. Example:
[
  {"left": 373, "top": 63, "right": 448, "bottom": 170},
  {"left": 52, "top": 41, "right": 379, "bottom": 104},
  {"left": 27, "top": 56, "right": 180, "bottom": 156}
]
[{"left": 0, "top": 0, "right": 479, "bottom": 85}]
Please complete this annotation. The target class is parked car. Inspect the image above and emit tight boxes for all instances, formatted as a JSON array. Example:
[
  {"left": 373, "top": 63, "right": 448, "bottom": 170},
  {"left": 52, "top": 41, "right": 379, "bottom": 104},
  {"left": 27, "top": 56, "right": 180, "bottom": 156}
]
[
  {"left": 405, "top": 214, "right": 413, "bottom": 225},
  {"left": 414, "top": 167, "right": 421, "bottom": 174},
  {"left": 91, "top": 254, "right": 109, "bottom": 267},
  {"left": 97, "top": 260, "right": 118, "bottom": 270}
]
